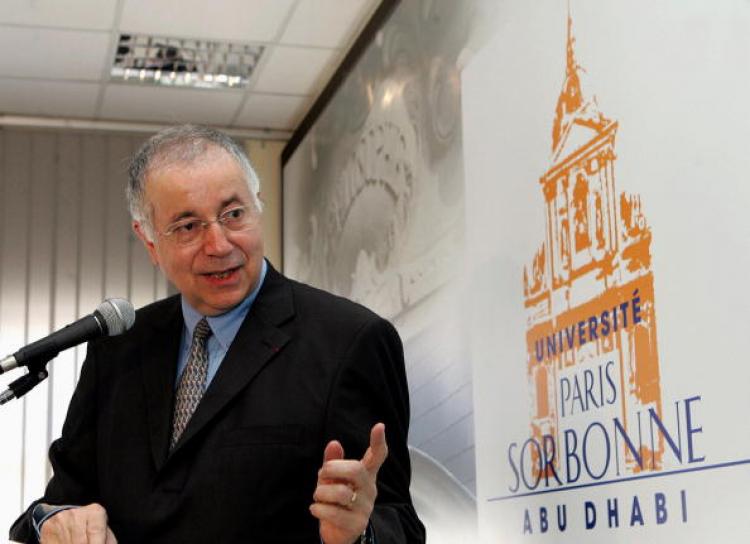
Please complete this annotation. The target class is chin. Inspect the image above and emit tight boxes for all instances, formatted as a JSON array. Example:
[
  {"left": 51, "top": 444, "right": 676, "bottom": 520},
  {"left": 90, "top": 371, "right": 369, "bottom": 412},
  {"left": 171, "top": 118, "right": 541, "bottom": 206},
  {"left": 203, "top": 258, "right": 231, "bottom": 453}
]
[{"left": 208, "top": 294, "right": 246, "bottom": 314}]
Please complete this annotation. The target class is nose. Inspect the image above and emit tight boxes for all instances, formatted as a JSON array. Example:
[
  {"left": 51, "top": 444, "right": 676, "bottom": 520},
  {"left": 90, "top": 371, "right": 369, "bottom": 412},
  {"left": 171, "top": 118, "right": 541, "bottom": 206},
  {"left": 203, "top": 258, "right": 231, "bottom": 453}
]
[{"left": 201, "top": 222, "right": 234, "bottom": 256}]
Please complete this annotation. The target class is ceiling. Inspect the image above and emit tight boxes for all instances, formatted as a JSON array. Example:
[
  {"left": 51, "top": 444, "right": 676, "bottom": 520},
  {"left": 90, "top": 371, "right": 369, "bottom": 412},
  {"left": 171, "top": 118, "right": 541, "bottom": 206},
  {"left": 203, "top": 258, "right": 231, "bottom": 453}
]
[{"left": 0, "top": 0, "right": 381, "bottom": 137}]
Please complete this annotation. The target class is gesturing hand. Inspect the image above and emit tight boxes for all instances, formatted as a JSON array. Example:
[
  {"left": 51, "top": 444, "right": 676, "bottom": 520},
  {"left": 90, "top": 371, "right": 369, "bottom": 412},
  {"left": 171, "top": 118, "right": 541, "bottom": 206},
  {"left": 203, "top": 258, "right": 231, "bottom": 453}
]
[
  {"left": 40, "top": 503, "right": 117, "bottom": 544},
  {"left": 310, "top": 423, "right": 388, "bottom": 544}
]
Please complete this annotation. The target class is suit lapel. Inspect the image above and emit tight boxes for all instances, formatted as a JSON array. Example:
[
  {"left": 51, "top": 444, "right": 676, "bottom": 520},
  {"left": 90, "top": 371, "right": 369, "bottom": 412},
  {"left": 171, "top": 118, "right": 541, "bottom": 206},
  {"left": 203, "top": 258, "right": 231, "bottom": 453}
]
[
  {"left": 140, "top": 297, "right": 183, "bottom": 471},
  {"left": 167, "top": 263, "right": 295, "bottom": 460}
]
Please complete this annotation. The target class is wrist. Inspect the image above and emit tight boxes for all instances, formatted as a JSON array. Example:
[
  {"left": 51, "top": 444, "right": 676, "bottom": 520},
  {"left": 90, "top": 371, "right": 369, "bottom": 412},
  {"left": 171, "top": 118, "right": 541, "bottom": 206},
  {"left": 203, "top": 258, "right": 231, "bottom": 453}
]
[{"left": 31, "top": 503, "right": 77, "bottom": 539}]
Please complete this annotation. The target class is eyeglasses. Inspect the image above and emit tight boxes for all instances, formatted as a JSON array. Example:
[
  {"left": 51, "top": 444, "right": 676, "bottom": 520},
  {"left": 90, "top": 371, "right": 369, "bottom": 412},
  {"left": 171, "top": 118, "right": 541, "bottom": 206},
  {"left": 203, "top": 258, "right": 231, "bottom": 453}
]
[{"left": 161, "top": 205, "right": 257, "bottom": 245}]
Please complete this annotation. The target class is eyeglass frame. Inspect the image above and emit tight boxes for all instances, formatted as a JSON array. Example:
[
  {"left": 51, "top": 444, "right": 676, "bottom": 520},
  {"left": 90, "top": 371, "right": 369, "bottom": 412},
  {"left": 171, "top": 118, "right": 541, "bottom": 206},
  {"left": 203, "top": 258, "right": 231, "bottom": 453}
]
[{"left": 158, "top": 204, "right": 258, "bottom": 245}]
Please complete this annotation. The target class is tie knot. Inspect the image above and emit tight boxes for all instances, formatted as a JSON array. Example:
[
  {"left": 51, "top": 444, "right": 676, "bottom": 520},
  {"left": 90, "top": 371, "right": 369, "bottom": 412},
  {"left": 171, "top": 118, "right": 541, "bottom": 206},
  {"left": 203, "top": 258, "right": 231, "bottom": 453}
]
[{"left": 193, "top": 318, "right": 212, "bottom": 342}]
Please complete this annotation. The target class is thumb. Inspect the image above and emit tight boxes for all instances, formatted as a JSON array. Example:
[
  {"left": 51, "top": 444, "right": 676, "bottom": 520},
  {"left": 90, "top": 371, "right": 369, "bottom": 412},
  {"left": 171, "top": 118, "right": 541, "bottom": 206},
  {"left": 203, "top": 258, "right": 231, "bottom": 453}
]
[
  {"left": 323, "top": 439, "right": 344, "bottom": 463},
  {"left": 106, "top": 528, "right": 118, "bottom": 544},
  {"left": 362, "top": 423, "right": 388, "bottom": 474}
]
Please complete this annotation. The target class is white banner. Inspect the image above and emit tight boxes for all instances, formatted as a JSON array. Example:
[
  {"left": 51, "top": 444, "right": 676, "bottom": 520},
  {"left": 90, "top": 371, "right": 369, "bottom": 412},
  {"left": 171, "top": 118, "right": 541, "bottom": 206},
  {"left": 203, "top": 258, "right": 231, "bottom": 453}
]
[{"left": 463, "top": 1, "right": 750, "bottom": 542}]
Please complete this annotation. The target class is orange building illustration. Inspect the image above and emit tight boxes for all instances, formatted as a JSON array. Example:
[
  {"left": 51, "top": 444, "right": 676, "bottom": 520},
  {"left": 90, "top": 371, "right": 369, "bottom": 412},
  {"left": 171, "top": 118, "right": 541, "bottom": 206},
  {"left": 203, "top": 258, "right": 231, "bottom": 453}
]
[{"left": 523, "top": 14, "right": 663, "bottom": 476}]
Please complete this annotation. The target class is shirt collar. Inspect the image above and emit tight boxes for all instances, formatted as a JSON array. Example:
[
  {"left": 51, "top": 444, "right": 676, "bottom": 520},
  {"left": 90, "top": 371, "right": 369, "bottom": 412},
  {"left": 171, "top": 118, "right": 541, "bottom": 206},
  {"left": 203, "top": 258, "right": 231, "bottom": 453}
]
[{"left": 180, "top": 259, "right": 268, "bottom": 351}]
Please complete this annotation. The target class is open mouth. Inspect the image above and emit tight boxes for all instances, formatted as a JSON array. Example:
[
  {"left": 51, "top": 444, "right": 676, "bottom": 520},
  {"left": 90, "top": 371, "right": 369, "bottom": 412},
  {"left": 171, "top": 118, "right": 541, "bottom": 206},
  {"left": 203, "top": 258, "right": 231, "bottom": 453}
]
[{"left": 203, "top": 266, "right": 240, "bottom": 280}]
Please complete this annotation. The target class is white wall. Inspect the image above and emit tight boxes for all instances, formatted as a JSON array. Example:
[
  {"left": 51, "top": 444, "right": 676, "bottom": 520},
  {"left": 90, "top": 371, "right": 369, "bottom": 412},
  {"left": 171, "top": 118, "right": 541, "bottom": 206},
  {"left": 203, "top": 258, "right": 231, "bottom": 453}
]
[{"left": 0, "top": 128, "right": 168, "bottom": 533}]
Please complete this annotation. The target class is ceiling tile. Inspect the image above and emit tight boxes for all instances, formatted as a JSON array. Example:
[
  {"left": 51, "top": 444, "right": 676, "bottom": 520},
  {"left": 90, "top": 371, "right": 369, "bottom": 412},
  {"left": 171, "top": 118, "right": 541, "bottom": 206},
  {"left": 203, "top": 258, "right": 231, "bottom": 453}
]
[
  {"left": 0, "top": 0, "right": 117, "bottom": 30},
  {"left": 0, "top": 78, "right": 100, "bottom": 117},
  {"left": 0, "top": 27, "right": 110, "bottom": 80},
  {"left": 234, "top": 93, "right": 308, "bottom": 129},
  {"left": 120, "top": 0, "right": 295, "bottom": 42},
  {"left": 253, "top": 46, "right": 338, "bottom": 95},
  {"left": 100, "top": 84, "right": 244, "bottom": 125},
  {"left": 281, "top": 0, "right": 378, "bottom": 48}
]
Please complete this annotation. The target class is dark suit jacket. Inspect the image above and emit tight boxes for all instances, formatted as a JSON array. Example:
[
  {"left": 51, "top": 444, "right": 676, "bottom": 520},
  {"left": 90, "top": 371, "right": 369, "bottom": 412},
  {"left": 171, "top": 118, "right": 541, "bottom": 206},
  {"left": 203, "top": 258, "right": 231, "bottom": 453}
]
[{"left": 10, "top": 263, "right": 425, "bottom": 543}]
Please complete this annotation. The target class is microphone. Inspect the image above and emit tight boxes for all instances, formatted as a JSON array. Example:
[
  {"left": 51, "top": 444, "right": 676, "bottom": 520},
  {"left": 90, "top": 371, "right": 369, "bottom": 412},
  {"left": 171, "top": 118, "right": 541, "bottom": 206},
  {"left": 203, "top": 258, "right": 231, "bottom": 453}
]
[{"left": 0, "top": 298, "right": 135, "bottom": 375}]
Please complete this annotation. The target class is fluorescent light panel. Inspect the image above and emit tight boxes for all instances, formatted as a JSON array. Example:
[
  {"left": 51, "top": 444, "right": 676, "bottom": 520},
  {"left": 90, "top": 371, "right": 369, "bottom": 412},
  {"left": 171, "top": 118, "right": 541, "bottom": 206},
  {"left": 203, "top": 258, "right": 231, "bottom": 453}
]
[{"left": 111, "top": 34, "right": 264, "bottom": 89}]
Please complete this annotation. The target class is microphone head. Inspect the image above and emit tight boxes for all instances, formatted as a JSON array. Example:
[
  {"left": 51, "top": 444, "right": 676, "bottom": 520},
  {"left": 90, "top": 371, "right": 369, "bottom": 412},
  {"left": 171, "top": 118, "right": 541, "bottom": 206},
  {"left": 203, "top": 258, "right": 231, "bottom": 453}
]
[{"left": 96, "top": 299, "right": 136, "bottom": 336}]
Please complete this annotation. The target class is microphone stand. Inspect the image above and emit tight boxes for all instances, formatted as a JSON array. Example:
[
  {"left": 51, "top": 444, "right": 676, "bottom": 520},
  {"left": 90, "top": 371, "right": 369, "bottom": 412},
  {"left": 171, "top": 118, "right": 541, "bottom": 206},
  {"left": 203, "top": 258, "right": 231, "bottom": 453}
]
[{"left": 0, "top": 353, "right": 55, "bottom": 406}]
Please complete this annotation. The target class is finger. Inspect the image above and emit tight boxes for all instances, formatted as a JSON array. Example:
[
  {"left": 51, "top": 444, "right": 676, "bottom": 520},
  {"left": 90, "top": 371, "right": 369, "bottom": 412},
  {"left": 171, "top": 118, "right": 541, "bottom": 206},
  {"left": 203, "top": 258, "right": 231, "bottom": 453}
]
[
  {"left": 323, "top": 439, "right": 344, "bottom": 464},
  {"left": 79, "top": 503, "right": 108, "bottom": 544},
  {"left": 318, "top": 459, "right": 369, "bottom": 488},
  {"left": 314, "top": 482, "right": 358, "bottom": 508},
  {"left": 361, "top": 422, "right": 388, "bottom": 474},
  {"left": 87, "top": 524, "right": 109, "bottom": 544},
  {"left": 105, "top": 527, "right": 118, "bottom": 544},
  {"left": 309, "top": 502, "right": 364, "bottom": 533},
  {"left": 68, "top": 510, "right": 88, "bottom": 544},
  {"left": 85, "top": 505, "right": 109, "bottom": 544}
]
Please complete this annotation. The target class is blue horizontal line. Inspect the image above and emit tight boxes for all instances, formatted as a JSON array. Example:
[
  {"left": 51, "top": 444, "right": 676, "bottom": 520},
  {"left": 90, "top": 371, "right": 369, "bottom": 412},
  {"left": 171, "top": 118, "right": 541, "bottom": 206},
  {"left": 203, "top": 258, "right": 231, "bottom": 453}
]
[{"left": 487, "top": 457, "right": 750, "bottom": 502}]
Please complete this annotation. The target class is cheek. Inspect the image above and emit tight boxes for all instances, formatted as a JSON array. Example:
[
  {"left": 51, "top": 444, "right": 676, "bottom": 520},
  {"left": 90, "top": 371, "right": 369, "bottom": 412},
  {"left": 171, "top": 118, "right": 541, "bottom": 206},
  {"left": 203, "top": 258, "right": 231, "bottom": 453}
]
[
  {"left": 238, "top": 232, "right": 263, "bottom": 256},
  {"left": 158, "top": 249, "right": 194, "bottom": 281}
]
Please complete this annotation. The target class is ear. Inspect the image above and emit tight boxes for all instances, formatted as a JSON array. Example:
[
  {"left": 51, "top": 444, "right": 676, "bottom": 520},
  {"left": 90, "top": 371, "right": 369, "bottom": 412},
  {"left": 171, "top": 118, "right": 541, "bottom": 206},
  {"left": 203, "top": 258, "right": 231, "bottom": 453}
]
[{"left": 133, "top": 221, "right": 160, "bottom": 266}]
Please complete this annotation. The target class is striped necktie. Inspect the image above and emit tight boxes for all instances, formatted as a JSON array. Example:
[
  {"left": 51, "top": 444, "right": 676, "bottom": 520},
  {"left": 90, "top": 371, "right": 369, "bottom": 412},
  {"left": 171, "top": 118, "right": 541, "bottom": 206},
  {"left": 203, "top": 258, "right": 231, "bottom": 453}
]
[{"left": 171, "top": 317, "right": 212, "bottom": 449}]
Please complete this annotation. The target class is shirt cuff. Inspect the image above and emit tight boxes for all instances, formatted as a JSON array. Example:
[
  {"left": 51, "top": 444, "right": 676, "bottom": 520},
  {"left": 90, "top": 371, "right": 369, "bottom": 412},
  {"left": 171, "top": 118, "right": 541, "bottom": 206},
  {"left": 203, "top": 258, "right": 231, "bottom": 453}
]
[{"left": 31, "top": 503, "right": 77, "bottom": 539}]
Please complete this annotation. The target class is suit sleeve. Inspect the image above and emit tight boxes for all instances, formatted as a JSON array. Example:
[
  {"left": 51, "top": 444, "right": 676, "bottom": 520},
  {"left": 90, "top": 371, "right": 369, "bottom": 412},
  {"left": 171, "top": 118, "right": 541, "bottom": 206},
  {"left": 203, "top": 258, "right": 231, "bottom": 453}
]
[
  {"left": 9, "top": 341, "right": 102, "bottom": 543},
  {"left": 324, "top": 317, "right": 426, "bottom": 543}
]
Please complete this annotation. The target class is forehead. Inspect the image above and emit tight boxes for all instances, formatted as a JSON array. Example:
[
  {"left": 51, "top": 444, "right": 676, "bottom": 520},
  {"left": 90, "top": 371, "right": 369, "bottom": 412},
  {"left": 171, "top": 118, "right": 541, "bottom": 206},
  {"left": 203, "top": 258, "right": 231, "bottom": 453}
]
[
  {"left": 145, "top": 148, "right": 251, "bottom": 219},
  {"left": 146, "top": 148, "right": 249, "bottom": 199}
]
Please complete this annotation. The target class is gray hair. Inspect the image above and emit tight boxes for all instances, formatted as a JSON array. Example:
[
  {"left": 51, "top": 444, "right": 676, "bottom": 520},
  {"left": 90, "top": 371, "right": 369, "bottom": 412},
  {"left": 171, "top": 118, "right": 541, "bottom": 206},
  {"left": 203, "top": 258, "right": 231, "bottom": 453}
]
[{"left": 127, "top": 124, "right": 262, "bottom": 239}]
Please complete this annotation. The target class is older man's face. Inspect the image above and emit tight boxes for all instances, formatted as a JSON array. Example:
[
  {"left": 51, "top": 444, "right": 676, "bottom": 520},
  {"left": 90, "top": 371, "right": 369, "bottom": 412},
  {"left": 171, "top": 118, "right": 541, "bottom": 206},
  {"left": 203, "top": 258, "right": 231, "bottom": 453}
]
[{"left": 135, "top": 147, "right": 264, "bottom": 316}]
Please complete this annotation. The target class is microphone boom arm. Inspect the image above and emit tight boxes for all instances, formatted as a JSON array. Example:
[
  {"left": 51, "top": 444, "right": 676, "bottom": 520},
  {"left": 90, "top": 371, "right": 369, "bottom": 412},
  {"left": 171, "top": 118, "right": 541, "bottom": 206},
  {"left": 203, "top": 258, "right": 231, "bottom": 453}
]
[{"left": 0, "top": 353, "right": 56, "bottom": 406}]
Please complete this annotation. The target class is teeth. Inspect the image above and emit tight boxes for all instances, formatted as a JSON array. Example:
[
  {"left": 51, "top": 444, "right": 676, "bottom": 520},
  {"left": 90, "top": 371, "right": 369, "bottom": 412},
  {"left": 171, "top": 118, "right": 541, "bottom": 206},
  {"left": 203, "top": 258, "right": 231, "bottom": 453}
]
[{"left": 212, "top": 270, "right": 231, "bottom": 279}]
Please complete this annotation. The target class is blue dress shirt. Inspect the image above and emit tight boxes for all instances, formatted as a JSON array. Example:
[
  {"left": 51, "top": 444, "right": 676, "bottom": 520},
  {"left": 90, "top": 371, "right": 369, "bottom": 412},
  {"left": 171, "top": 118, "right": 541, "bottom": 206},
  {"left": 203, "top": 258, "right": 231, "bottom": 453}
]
[{"left": 177, "top": 259, "right": 267, "bottom": 388}]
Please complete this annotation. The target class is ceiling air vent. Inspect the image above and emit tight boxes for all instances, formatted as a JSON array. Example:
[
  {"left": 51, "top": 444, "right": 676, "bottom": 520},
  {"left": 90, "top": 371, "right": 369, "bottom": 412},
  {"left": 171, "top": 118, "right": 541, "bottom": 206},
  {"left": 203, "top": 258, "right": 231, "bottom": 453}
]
[{"left": 111, "top": 34, "right": 264, "bottom": 89}]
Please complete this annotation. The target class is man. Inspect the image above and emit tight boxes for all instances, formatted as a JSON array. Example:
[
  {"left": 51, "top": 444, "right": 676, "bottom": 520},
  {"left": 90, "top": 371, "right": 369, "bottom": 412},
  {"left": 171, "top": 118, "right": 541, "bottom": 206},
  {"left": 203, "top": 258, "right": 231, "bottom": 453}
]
[{"left": 10, "top": 125, "right": 425, "bottom": 543}]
